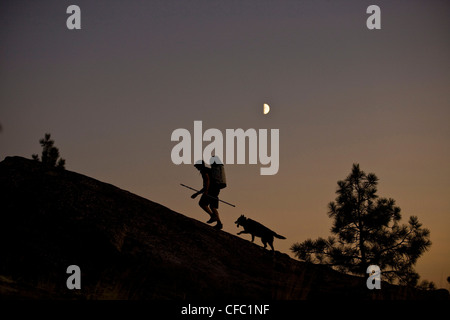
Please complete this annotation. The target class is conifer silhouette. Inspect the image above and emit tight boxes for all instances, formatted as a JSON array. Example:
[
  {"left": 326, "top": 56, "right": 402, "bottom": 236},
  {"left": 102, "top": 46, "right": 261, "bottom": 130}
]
[
  {"left": 291, "top": 164, "right": 431, "bottom": 286},
  {"left": 32, "top": 133, "right": 66, "bottom": 169}
]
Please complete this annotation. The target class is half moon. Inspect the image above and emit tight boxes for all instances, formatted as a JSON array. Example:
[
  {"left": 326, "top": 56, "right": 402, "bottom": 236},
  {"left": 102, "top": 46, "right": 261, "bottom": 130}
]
[{"left": 263, "top": 103, "right": 270, "bottom": 114}]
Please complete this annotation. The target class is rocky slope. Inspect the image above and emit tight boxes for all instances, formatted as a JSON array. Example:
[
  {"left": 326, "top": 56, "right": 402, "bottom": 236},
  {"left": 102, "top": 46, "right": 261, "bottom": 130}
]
[{"left": 0, "top": 156, "right": 447, "bottom": 300}]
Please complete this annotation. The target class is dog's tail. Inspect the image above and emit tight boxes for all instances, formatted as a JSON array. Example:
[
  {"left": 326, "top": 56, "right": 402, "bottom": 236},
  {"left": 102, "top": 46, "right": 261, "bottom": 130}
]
[{"left": 273, "top": 233, "right": 286, "bottom": 239}]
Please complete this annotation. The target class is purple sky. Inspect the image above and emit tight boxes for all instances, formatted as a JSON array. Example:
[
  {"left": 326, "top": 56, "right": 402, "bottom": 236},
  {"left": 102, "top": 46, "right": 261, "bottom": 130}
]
[{"left": 1, "top": 0, "right": 449, "bottom": 288}]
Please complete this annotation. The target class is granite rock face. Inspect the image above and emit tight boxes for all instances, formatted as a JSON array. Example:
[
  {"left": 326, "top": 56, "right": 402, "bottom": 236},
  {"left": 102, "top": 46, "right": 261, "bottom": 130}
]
[{"left": 0, "top": 156, "right": 447, "bottom": 300}]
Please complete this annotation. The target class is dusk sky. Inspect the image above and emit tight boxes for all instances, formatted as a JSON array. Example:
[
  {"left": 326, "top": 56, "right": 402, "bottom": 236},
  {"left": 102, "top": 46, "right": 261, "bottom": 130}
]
[{"left": 1, "top": 0, "right": 449, "bottom": 288}]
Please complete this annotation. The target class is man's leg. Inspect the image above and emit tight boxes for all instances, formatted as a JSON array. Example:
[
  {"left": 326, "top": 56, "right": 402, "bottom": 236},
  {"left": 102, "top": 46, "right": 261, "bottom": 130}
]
[
  {"left": 203, "top": 205, "right": 218, "bottom": 223},
  {"left": 199, "top": 196, "right": 216, "bottom": 223},
  {"left": 209, "top": 187, "right": 222, "bottom": 228},
  {"left": 211, "top": 207, "right": 222, "bottom": 230}
]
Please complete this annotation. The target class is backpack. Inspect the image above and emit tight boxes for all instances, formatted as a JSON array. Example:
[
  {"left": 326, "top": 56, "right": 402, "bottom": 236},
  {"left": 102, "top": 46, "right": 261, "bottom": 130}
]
[{"left": 211, "top": 163, "right": 227, "bottom": 189}]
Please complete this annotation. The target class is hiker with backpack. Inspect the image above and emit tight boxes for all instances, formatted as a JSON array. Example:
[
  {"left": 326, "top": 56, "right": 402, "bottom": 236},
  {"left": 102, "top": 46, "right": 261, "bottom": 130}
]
[{"left": 191, "top": 157, "right": 226, "bottom": 230}]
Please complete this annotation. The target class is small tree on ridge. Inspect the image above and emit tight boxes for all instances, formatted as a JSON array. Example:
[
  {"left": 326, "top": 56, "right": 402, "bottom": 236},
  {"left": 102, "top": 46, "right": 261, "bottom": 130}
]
[
  {"left": 291, "top": 164, "right": 431, "bottom": 286},
  {"left": 32, "top": 133, "right": 65, "bottom": 169}
]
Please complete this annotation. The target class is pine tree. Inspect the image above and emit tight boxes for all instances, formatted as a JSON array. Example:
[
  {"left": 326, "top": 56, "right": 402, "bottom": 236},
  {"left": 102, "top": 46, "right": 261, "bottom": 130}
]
[
  {"left": 291, "top": 164, "right": 431, "bottom": 286},
  {"left": 32, "top": 133, "right": 66, "bottom": 169}
]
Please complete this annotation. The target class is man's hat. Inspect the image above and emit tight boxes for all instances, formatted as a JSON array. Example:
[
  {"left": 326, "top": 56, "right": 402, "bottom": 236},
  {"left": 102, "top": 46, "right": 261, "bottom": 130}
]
[{"left": 194, "top": 160, "right": 205, "bottom": 168}]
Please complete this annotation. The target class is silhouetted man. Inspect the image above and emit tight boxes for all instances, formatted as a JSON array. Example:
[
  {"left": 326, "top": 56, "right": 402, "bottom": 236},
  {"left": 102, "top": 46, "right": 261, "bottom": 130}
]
[{"left": 191, "top": 160, "right": 223, "bottom": 230}]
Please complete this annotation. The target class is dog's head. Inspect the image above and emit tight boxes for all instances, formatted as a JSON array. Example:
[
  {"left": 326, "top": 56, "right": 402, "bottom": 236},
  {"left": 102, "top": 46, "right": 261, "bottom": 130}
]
[{"left": 235, "top": 214, "right": 247, "bottom": 228}]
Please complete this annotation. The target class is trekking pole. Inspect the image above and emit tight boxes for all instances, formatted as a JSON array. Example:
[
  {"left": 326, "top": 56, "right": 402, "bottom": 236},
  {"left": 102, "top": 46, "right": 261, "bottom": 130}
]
[{"left": 180, "top": 183, "right": 236, "bottom": 207}]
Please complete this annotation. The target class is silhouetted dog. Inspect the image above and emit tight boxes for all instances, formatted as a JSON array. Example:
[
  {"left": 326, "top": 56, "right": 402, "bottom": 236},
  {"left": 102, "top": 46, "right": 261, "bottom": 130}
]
[{"left": 235, "top": 215, "right": 286, "bottom": 251}]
